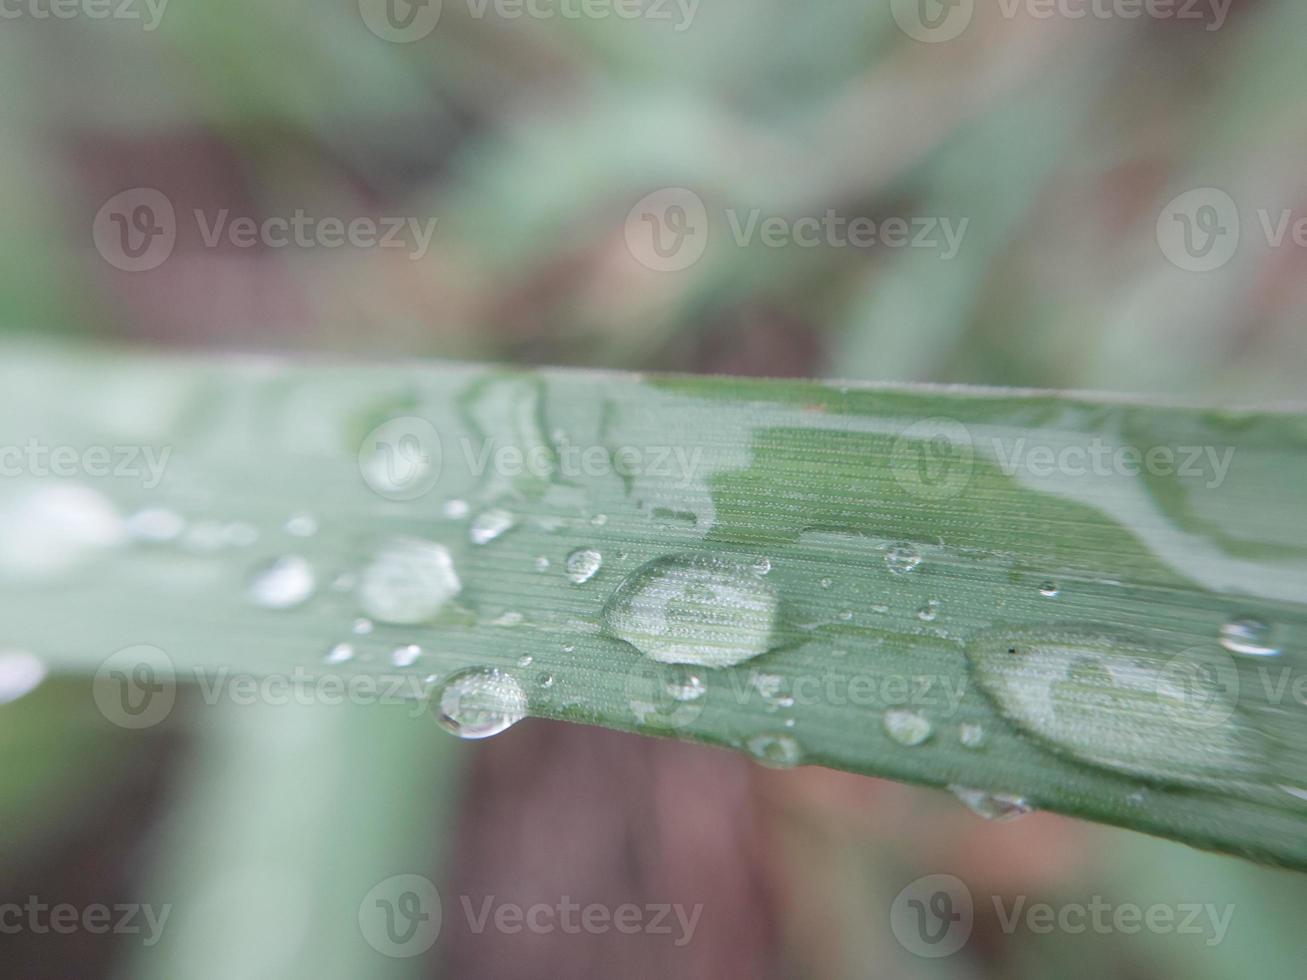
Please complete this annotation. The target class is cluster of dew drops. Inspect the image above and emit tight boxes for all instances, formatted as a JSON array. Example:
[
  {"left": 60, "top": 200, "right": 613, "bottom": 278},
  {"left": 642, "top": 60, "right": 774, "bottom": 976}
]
[{"left": 2, "top": 482, "right": 1294, "bottom": 821}]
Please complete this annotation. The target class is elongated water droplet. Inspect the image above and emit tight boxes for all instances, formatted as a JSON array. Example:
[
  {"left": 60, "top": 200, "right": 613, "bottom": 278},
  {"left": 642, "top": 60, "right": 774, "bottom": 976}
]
[
  {"left": 126, "top": 508, "right": 185, "bottom": 543},
  {"left": 285, "top": 513, "right": 319, "bottom": 538},
  {"left": 948, "top": 785, "right": 1034, "bottom": 822},
  {"left": 884, "top": 709, "right": 933, "bottom": 746},
  {"left": 566, "top": 548, "right": 603, "bottom": 585},
  {"left": 352, "top": 617, "right": 374, "bottom": 636},
  {"left": 966, "top": 627, "right": 1278, "bottom": 791},
  {"left": 324, "top": 643, "right": 354, "bottom": 665},
  {"left": 358, "top": 538, "right": 460, "bottom": 625},
  {"left": 746, "top": 733, "right": 802, "bottom": 769},
  {"left": 392, "top": 644, "right": 422, "bottom": 668},
  {"left": 248, "top": 555, "right": 316, "bottom": 609},
  {"left": 1039, "top": 581, "right": 1060, "bottom": 598},
  {"left": 602, "top": 553, "right": 779, "bottom": 668},
  {"left": 1219, "top": 618, "right": 1279, "bottom": 658},
  {"left": 958, "top": 723, "right": 986, "bottom": 749},
  {"left": 443, "top": 499, "right": 470, "bottom": 519},
  {"left": 435, "top": 668, "right": 527, "bottom": 739},
  {"left": 470, "top": 508, "right": 515, "bottom": 545},
  {"left": 885, "top": 544, "right": 921, "bottom": 575},
  {"left": 0, "top": 651, "right": 46, "bottom": 704}
]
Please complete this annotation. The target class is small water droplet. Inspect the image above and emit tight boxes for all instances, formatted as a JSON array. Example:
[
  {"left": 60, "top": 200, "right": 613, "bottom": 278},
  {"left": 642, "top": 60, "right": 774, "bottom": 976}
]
[
  {"left": 391, "top": 644, "right": 422, "bottom": 668},
  {"left": 352, "top": 617, "right": 374, "bottom": 636},
  {"left": 590, "top": 513, "right": 608, "bottom": 527},
  {"left": 746, "top": 733, "right": 802, "bottom": 769},
  {"left": 664, "top": 666, "right": 706, "bottom": 703},
  {"left": 534, "top": 556, "right": 550, "bottom": 572},
  {"left": 537, "top": 672, "right": 555, "bottom": 689},
  {"left": 1039, "top": 581, "right": 1060, "bottom": 598},
  {"left": 917, "top": 600, "right": 940, "bottom": 622},
  {"left": 358, "top": 538, "right": 460, "bottom": 625},
  {"left": 517, "top": 654, "right": 534, "bottom": 668},
  {"left": 0, "top": 651, "right": 46, "bottom": 704},
  {"left": 566, "top": 548, "right": 603, "bottom": 585},
  {"left": 561, "top": 643, "right": 576, "bottom": 653},
  {"left": 948, "top": 785, "right": 1035, "bottom": 822},
  {"left": 443, "top": 499, "right": 470, "bottom": 519},
  {"left": 838, "top": 609, "right": 853, "bottom": 622},
  {"left": 885, "top": 544, "right": 921, "bottom": 575},
  {"left": 752, "top": 557, "right": 772, "bottom": 577},
  {"left": 248, "top": 555, "right": 316, "bottom": 610},
  {"left": 602, "top": 553, "right": 780, "bottom": 669},
  {"left": 126, "top": 508, "right": 185, "bottom": 543},
  {"left": 958, "top": 723, "right": 986, "bottom": 749},
  {"left": 470, "top": 508, "right": 515, "bottom": 545},
  {"left": 819, "top": 578, "right": 832, "bottom": 589},
  {"left": 435, "top": 668, "right": 527, "bottom": 740},
  {"left": 883, "top": 709, "right": 933, "bottom": 746},
  {"left": 324, "top": 643, "right": 355, "bottom": 665},
  {"left": 285, "top": 513, "right": 319, "bottom": 538},
  {"left": 1219, "top": 618, "right": 1279, "bottom": 658},
  {"left": 332, "top": 572, "right": 357, "bottom": 593}
]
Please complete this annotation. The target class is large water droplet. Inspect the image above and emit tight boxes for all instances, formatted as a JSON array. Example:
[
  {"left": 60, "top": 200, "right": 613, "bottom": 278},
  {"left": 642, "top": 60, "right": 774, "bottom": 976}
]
[
  {"left": 1219, "top": 618, "right": 1279, "bottom": 658},
  {"left": 469, "top": 508, "right": 515, "bottom": 545},
  {"left": 885, "top": 544, "right": 921, "bottom": 575},
  {"left": 248, "top": 555, "right": 316, "bottom": 610},
  {"left": 602, "top": 554, "right": 779, "bottom": 668},
  {"left": 0, "top": 650, "right": 47, "bottom": 704},
  {"left": 948, "top": 785, "right": 1035, "bottom": 822},
  {"left": 746, "top": 733, "right": 802, "bottom": 769},
  {"left": 435, "top": 668, "right": 527, "bottom": 739},
  {"left": 883, "top": 709, "right": 933, "bottom": 746},
  {"left": 966, "top": 627, "right": 1276, "bottom": 790},
  {"left": 565, "top": 548, "right": 603, "bottom": 585},
  {"left": 358, "top": 538, "right": 460, "bottom": 625}
]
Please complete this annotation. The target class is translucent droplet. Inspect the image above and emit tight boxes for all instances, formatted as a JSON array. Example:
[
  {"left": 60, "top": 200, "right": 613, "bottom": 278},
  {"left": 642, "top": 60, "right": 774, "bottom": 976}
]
[
  {"left": 443, "top": 499, "right": 470, "bottom": 520},
  {"left": 885, "top": 544, "right": 921, "bottom": 575},
  {"left": 948, "top": 785, "right": 1035, "bottom": 822},
  {"left": 358, "top": 538, "right": 460, "bottom": 625},
  {"left": 819, "top": 578, "right": 832, "bottom": 589},
  {"left": 352, "top": 617, "right": 374, "bottom": 636},
  {"left": 1219, "top": 618, "right": 1279, "bottom": 658},
  {"left": 1039, "top": 581, "right": 1060, "bottom": 598},
  {"left": 470, "top": 508, "right": 515, "bottom": 545},
  {"left": 883, "top": 709, "right": 933, "bottom": 747},
  {"left": 537, "top": 672, "right": 555, "bottom": 689},
  {"left": 917, "top": 600, "right": 940, "bottom": 623},
  {"left": 746, "top": 733, "right": 802, "bottom": 769},
  {"left": 391, "top": 644, "right": 422, "bottom": 668},
  {"left": 534, "top": 556, "right": 550, "bottom": 572},
  {"left": 663, "top": 666, "right": 706, "bottom": 703},
  {"left": 248, "top": 555, "right": 316, "bottom": 610},
  {"left": 566, "top": 548, "right": 603, "bottom": 585},
  {"left": 517, "top": 654, "right": 534, "bottom": 668},
  {"left": 285, "top": 513, "right": 319, "bottom": 538},
  {"left": 838, "top": 610, "right": 853, "bottom": 622},
  {"left": 0, "top": 650, "right": 46, "bottom": 704},
  {"left": 602, "top": 554, "right": 779, "bottom": 669},
  {"left": 752, "top": 557, "right": 772, "bottom": 577},
  {"left": 958, "top": 723, "right": 986, "bottom": 749},
  {"left": 590, "top": 513, "right": 608, "bottom": 527},
  {"left": 561, "top": 643, "right": 576, "bottom": 653},
  {"left": 324, "top": 643, "right": 354, "bottom": 665},
  {"left": 435, "top": 668, "right": 527, "bottom": 740},
  {"left": 966, "top": 627, "right": 1277, "bottom": 791},
  {"left": 0, "top": 485, "right": 125, "bottom": 579},
  {"left": 126, "top": 508, "right": 185, "bottom": 543}
]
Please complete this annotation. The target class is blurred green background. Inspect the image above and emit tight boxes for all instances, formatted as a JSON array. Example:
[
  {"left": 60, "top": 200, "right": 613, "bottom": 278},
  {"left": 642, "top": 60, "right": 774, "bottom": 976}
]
[{"left": 1, "top": 0, "right": 1306, "bottom": 977}]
